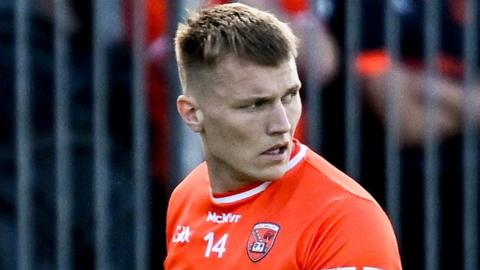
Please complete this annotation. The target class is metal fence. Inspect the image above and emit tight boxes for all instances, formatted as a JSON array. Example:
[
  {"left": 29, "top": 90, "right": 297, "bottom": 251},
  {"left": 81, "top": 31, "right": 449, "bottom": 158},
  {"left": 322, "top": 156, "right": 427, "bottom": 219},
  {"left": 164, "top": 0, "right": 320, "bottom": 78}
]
[{"left": 1, "top": 0, "right": 478, "bottom": 269}]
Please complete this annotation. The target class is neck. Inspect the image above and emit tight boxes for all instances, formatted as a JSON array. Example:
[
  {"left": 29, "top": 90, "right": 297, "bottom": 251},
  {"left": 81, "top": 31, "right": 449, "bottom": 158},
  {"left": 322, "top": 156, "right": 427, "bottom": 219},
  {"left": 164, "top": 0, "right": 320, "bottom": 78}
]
[{"left": 208, "top": 166, "right": 259, "bottom": 194}]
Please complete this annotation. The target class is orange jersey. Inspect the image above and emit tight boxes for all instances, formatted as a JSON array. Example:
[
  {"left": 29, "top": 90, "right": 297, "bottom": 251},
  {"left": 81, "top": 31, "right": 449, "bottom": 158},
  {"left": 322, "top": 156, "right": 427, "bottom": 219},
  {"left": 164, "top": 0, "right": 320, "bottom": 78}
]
[{"left": 164, "top": 141, "right": 402, "bottom": 269}]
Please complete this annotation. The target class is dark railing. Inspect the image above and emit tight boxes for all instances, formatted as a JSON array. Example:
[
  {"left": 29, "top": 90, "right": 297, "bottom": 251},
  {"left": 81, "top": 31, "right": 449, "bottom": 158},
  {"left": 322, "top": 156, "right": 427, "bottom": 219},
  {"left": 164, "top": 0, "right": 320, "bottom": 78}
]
[{"left": 4, "top": 0, "right": 478, "bottom": 269}]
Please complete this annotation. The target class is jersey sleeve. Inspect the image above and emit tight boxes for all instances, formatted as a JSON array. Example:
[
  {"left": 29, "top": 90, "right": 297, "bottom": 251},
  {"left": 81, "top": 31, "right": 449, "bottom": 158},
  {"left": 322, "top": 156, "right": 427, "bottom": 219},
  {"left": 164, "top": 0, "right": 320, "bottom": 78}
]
[{"left": 303, "top": 195, "right": 402, "bottom": 270}]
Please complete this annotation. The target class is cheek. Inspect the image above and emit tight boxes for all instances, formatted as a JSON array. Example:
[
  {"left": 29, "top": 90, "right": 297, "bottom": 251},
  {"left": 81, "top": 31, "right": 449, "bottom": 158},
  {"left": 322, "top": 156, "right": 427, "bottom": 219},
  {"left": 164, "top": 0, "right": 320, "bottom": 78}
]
[
  {"left": 204, "top": 115, "right": 249, "bottom": 146},
  {"left": 203, "top": 117, "right": 259, "bottom": 165},
  {"left": 288, "top": 100, "right": 303, "bottom": 129},
  {"left": 220, "top": 119, "right": 258, "bottom": 144},
  {"left": 211, "top": 120, "right": 263, "bottom": 164}
]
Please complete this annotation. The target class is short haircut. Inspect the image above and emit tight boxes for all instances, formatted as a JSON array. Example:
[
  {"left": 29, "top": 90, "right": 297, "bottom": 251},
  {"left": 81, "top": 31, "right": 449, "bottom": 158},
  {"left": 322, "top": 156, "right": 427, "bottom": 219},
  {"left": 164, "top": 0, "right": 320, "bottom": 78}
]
[{"left": 175, "top": 3, "right": 298, "bottom": 92}]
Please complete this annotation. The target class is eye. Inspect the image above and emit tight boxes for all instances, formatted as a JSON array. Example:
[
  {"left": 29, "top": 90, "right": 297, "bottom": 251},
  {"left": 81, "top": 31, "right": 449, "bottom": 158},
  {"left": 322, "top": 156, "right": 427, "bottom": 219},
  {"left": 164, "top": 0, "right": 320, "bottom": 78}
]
[
  {"left": 240, "top": 98, "right": 268, "bottom": 110},
  {"left": 253, "top": 99, "right": 268, "bottom": 108},
  {"left": 251, "top": 100, "right": 267, "bottom": 109},
  {"left": 281, "top": 90, "right": 298, "bottom": 104}
]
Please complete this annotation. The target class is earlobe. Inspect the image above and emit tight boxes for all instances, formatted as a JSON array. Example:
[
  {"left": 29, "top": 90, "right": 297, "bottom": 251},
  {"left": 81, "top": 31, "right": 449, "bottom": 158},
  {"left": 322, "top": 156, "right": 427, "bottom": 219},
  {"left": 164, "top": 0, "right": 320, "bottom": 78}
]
[{"left": 177, "top": 95, "right": 203, "bottom": 132}]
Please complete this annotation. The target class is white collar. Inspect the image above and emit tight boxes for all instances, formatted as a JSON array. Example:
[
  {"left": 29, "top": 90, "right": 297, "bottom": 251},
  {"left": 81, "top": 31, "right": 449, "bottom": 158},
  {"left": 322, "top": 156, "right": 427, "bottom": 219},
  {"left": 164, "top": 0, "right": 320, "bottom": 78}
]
[{"left": 211, "top": 144, "right": 307, "bottom": 204}]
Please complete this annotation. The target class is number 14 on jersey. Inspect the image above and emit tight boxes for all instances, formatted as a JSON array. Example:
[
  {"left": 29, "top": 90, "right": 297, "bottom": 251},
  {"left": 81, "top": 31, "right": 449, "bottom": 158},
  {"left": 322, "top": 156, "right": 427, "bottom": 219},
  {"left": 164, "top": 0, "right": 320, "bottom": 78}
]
[{"left": 203, "top": 232, "right": 229, "bottom": 258}]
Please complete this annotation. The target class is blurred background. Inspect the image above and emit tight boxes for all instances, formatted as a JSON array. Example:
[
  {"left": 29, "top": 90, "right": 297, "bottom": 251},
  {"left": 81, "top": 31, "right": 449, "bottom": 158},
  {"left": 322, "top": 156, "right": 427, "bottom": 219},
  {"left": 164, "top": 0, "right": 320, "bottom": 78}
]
[{"left": 1, "top": 0, "right": 479, "bottom": 269}]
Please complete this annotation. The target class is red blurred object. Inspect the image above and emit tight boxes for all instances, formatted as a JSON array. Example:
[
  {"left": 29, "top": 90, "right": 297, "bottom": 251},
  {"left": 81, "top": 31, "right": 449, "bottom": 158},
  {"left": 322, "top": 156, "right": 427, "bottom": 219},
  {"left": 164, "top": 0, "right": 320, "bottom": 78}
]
[
  {"left": 123, "top": 0, "right": 171, "bottom": 183},
  {"left": 355, "top": 50, "right": 390, "bottom": 77},
  {"left": 281, "top": 0, "right": 308, "bottom": 14},
  {"left": 208, "top": 0, "right": 231, "bottom": 5},
  {"left": 123, "top": 0, "right": 168, "bottom": 43}
]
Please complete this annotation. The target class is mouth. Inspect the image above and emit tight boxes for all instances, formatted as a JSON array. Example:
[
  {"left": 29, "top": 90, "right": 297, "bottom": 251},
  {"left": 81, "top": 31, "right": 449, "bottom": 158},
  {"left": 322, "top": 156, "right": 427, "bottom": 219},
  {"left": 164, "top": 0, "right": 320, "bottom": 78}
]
[{"left": 262, "top": 142, "right": 289, "bottom": 156}]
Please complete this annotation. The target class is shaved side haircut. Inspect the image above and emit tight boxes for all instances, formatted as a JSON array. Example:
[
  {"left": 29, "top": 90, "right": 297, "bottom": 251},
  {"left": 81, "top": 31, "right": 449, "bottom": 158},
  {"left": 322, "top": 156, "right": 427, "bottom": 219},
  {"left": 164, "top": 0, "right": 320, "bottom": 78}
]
[{"left": 175, "top": 3, "right": 298, "bottom": 93}]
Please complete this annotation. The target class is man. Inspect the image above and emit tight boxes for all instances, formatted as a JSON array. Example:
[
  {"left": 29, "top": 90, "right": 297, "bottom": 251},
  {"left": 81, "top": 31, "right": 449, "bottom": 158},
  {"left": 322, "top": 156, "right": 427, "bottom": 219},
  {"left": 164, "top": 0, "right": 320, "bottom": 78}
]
[{"left": 164, "top": 3, "right": 402, "bottom": 269}]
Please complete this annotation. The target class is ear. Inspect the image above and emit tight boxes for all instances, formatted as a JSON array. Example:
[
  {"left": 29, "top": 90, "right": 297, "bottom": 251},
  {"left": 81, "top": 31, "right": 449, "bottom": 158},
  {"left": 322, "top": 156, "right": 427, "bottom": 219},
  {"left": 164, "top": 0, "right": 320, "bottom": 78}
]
[{"left": 177, "top": 94, "right": 203, "bottom": 133}]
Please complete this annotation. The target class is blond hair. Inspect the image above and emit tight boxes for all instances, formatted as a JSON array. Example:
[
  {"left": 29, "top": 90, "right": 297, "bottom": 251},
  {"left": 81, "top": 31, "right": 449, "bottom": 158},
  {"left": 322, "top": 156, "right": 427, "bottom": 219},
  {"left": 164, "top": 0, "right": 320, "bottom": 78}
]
[{"left": 175, "top": 3, "right": 298, "bottom": 92}]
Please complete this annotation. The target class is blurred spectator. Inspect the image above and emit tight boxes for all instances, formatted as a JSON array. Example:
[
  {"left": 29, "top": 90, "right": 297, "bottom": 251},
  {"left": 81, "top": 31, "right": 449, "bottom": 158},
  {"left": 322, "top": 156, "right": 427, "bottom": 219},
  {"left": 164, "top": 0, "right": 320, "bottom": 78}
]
[
  {"left": 240, "top": 0, "right": 339, "bottom": 85},
  {"left": 122, "top": 0, "right": 171, "bottom": 268},
  {"left": 0, "top": 0, "right": 135, "bottom": 268},
  {"left": 321, "top": 0, "right": 480, "bottom": 269},
  {"left": 123, "top": 0, "right": 170, "bottom": 185}
]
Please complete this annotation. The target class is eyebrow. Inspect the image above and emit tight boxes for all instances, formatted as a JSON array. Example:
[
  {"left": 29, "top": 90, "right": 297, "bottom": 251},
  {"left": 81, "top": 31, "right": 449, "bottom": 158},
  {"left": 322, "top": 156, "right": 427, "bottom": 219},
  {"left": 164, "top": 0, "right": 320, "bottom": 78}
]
[
  {"left": 287, "top": 83, "right": 302, "bottom": 92},
  {"left": 236, "top": 84, "right": 301, "bottom": 104},
  {"left": 281, "top": 84, "right": 302, "bottom": 97}
]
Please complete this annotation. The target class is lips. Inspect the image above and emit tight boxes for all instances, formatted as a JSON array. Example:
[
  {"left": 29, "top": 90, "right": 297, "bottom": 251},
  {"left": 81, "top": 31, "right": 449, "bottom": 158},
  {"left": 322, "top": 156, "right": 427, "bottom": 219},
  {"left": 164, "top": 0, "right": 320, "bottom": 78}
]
[{"left": 262, "top": 143, "right": 289, "bottom": 155}]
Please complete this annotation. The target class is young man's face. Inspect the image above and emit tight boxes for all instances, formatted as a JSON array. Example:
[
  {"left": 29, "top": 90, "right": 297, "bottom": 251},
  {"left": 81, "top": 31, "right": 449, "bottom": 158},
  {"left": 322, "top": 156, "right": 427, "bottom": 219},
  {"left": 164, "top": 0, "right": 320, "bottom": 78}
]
[{"left": 194, "top": 56, "right": 302, "bottom": 190}]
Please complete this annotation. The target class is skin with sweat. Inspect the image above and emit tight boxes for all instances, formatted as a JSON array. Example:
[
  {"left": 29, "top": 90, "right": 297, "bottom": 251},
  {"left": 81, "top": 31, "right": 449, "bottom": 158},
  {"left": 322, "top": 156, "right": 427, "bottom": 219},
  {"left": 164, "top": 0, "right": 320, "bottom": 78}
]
[{"left": 178, "top": 55, "right": 302, "bottom": 194}]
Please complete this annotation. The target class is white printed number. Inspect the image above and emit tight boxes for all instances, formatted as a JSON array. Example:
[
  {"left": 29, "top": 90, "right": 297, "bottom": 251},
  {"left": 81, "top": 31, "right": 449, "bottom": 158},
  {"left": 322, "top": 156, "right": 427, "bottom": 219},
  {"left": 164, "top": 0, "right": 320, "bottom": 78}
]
[{"left": 203, "top": 232, "right": 229, "bottom": 258}]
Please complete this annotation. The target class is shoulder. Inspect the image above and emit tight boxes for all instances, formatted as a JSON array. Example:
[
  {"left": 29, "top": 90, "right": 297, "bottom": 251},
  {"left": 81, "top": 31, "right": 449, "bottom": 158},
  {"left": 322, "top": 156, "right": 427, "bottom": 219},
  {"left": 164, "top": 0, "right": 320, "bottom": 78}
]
[
  {"left": 303, "top": 194, "right": 402, "bottom": 269},
  {"left": 168, "top": 162, "right": 210, "bottom": 208},
  {"left": 279, "top": 145, "right": 382, "bottom": 221},
  {"left": 292, "top": 148, "right": 401, "bottom": 268},
  {"left": 166, "top": 162, "right": 211, "bottom": 231},
  {"left": 304, "top": 147, "right": 400, "bottom": 250},
  {"left": 300, "top": 147, "right": 377, "bottom": 203}
]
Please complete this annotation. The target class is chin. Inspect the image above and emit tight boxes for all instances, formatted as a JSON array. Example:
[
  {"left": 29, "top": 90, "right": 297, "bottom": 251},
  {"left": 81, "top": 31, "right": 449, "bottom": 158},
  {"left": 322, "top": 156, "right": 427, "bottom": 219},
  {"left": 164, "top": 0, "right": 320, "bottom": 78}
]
[{"left": 256, "top": 166, "right": 287, "bottom": 181}]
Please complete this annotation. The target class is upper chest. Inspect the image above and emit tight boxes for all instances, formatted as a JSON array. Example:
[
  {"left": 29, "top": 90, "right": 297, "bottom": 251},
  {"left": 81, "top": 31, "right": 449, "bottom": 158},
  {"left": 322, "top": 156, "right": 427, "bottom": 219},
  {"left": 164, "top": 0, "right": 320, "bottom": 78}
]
[{"left": 165, "top": 191, "right": 323, "bottom": 269}]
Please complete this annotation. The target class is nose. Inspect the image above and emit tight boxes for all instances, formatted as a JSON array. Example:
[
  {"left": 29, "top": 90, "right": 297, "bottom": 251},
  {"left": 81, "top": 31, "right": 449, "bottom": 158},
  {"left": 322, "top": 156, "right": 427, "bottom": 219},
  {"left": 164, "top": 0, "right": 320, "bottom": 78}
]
[{"left": 267, "top": 101, "right": 291, "bottom": 135}]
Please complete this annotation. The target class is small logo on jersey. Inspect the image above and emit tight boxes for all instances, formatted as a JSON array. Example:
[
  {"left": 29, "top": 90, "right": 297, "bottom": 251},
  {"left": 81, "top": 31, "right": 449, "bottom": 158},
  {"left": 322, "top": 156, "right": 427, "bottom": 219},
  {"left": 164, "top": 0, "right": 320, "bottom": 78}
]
[
  {"left": 172, "top": 225, "right": 191, "bottom": 243},
  {"left": 206, "top": 211, "right": 242, "bottom": 224},
  {"left": 246, "top": 222, "right": 280, "bottom": 262}
]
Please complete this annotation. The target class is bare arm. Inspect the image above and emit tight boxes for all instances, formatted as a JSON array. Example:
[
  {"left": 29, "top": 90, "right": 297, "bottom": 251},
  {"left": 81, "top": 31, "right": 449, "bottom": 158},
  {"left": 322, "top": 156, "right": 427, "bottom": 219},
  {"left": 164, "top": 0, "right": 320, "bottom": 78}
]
[{"left": 361, "top": 63, "right": 480, "bottom": 146}]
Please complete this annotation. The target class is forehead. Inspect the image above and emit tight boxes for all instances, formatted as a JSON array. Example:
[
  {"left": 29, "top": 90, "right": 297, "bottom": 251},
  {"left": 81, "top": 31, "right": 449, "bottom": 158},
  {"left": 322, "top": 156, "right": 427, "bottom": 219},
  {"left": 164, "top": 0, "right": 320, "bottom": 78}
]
[{"left": 210, "top": 56, "right": 300, "bottom": 99}]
